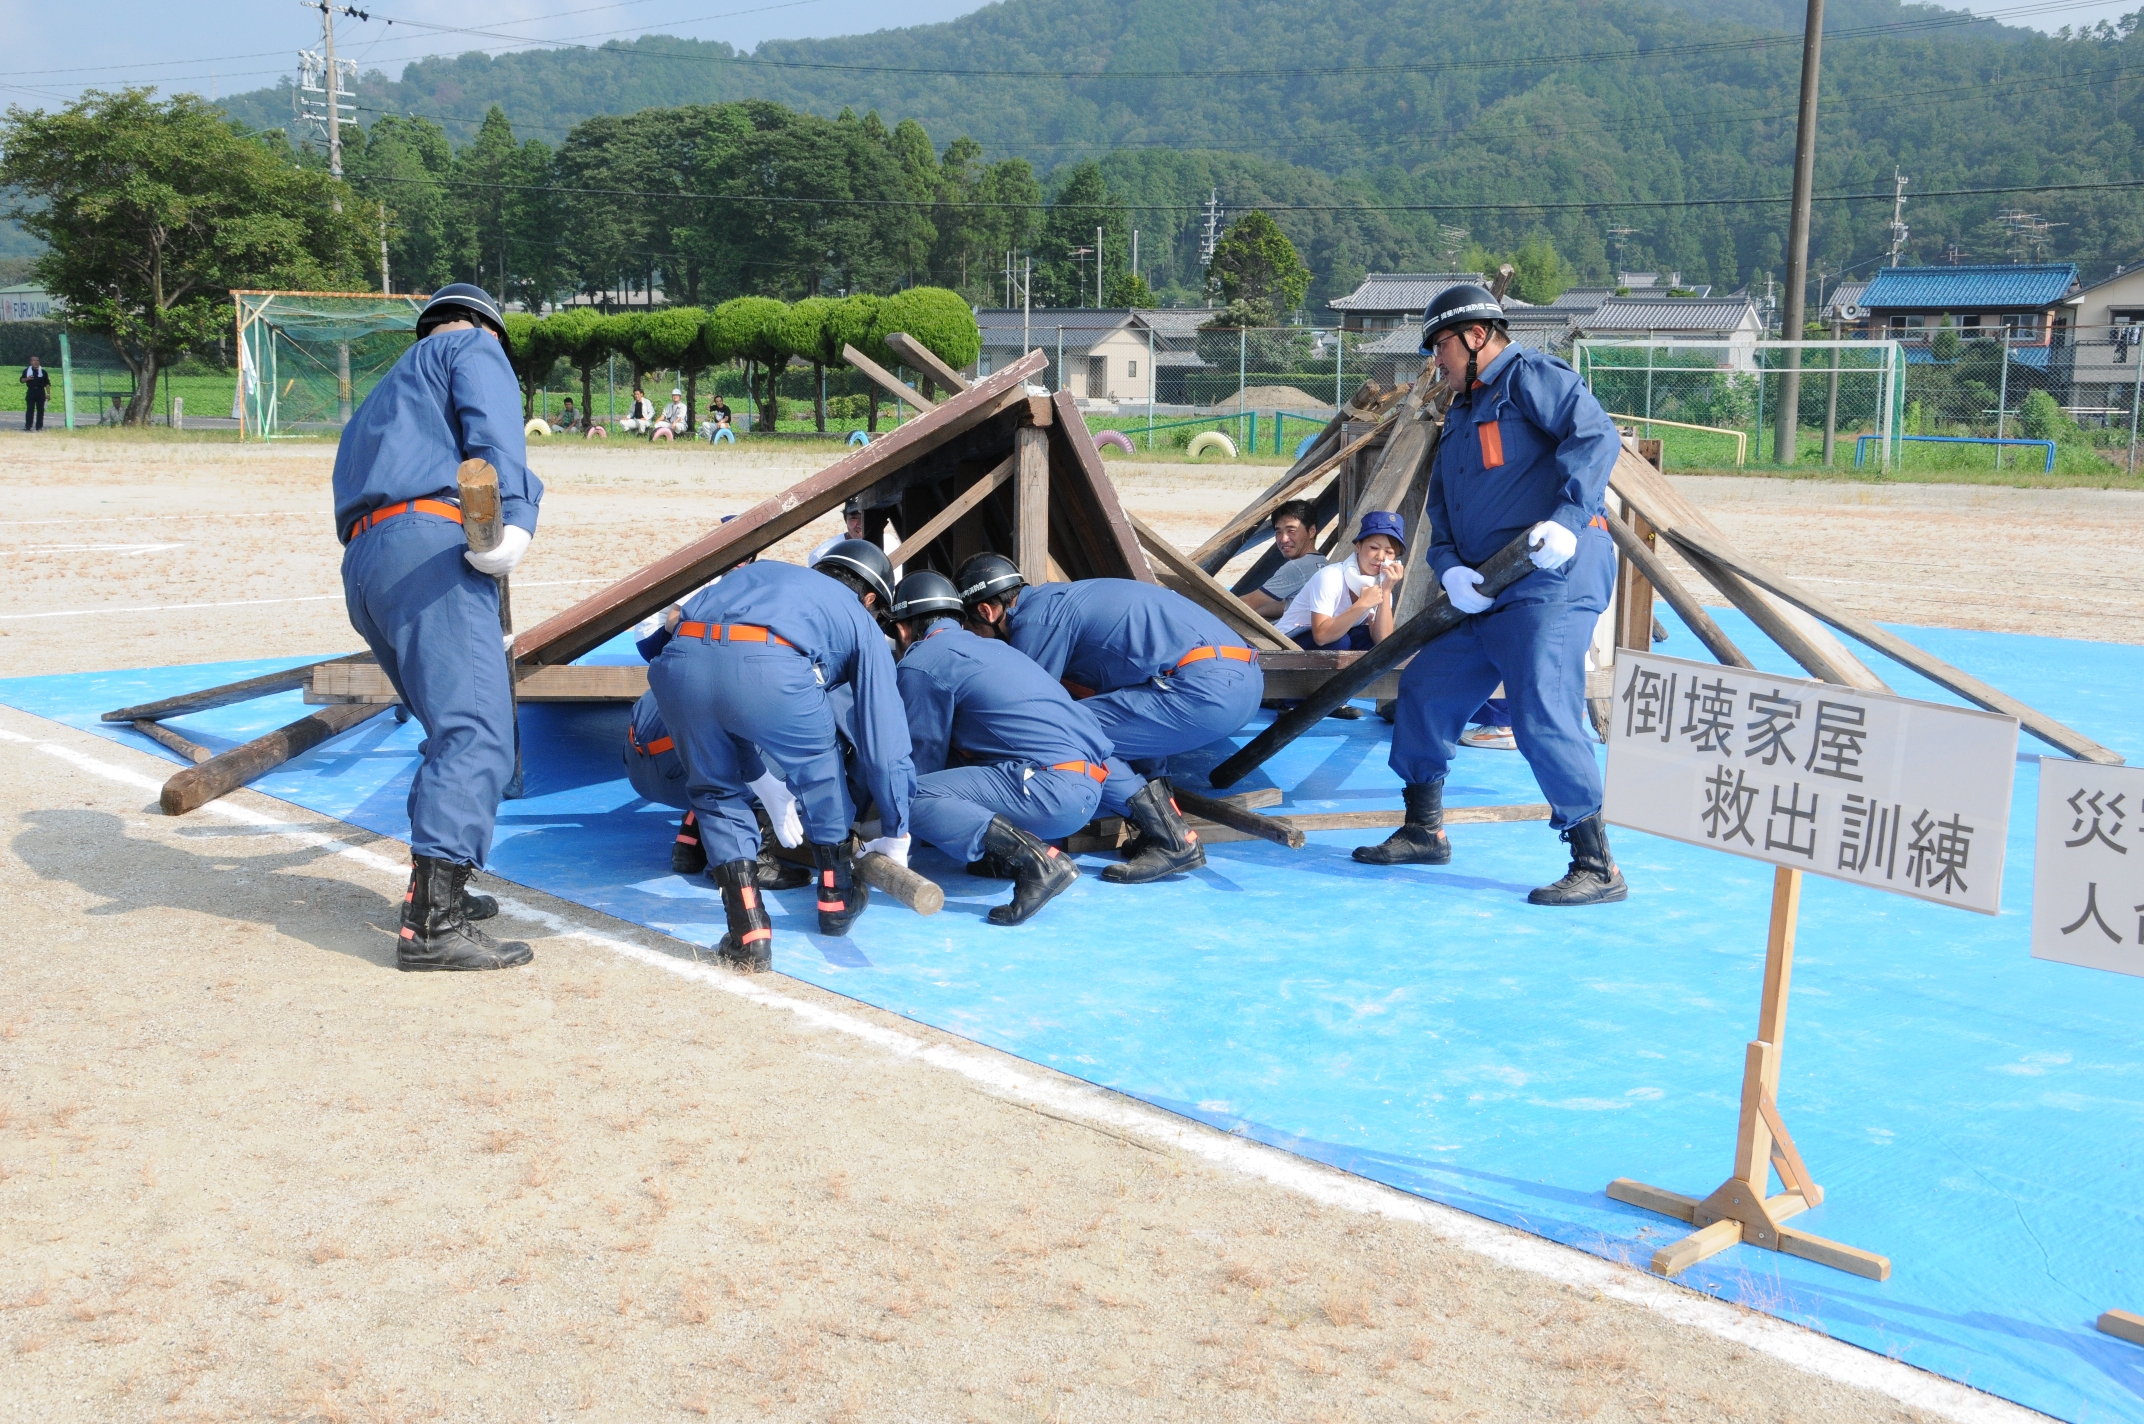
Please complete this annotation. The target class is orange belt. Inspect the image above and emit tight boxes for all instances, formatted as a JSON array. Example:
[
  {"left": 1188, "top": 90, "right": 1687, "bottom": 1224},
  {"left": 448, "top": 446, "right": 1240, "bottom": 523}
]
[
  {"left": 346, "top": 497, "right": 462, "bottom": 542},
  {"left": 628, "top": 726, "right": 674, "bottom": 757},
  {"left": 1589, "top": 514, "right": 1608, "bottom": 530},
  {"left": 675, "top": 621, "right": 795, "bottom": 649},
  {"left": 1050, "top": 760, "right": 1109, "bottom": 785},
  {"left": 1169, "top": 645, "right": 1258, "bottom": 674}
]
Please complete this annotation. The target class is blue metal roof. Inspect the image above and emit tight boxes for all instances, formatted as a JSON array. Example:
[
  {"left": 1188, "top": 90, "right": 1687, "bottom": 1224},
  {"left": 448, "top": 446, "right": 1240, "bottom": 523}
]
[
  {"left": 1903, "top": 344, "right": 2052, "bottom": 369},
  {"left": 1858, "top": 264, "right": 2077, "bottom": 312}
]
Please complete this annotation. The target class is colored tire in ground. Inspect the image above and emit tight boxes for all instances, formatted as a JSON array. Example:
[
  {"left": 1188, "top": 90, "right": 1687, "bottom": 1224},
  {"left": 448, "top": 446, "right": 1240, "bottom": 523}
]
[
  {"left": 1093, "top": 430, "right": 1135, "bottom": 455},
  {"left": 1295, "top": 433, "right": 1319, "bottom": 461},
  {"left": 524, "top": 419, "right": 551, "bottom": 438},
  {"left": 651, "top": 427, "right": 672, "bottom": 441},
  {"left": 848, "top": 430, "right": 870, "bottom": 446},
  {"left": 714, "top": 427, "right": 736, "bottom": 444},
  {"left": 1187, "top": 431, "right": 1237, "bottom": 459},
  {"left": 586, "top": 425, "right": 606, "bottom": 438}
]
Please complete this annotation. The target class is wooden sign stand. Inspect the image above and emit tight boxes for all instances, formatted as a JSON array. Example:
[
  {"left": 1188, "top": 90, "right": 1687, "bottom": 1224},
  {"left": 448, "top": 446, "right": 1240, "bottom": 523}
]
[{"left": 1607, "top": 867, "right": 1893, "bottom": 1282}]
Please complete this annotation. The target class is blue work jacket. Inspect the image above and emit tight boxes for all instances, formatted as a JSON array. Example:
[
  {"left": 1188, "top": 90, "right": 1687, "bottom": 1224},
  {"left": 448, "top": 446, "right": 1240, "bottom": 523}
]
[
  {"left": 674, "top": 561, "right": 915, "bottom": 834},
  {"left": 1425, "top": 344, "right": 1618, "bottom": 608},
  {"left": 1006, "top": 580, "right": 1248, "bottom": 694},
  {"left": 332, "top": 328, "right": 540, "bottom": 543},
  {"left": 896, "top": 619, "right": 1114, "bottom": 776}
]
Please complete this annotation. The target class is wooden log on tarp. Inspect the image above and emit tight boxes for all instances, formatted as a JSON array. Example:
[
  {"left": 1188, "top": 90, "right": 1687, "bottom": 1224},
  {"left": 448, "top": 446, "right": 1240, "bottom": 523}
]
[
  {"left": 160, "top": 702, "right": 390, "bottom": 816},
  {"left": 1172, "top": 785, "right": 1307, "bottom": 849},
  {"left": 102, "top": 653, "right": 370, "bottom": 724},
  {"left": 1208, "top": 531, "right": 1538, "bottom": 789},
  {"left": 1666, "top": 524, "right": 2121, "bottom": 764},
  {"left": 133, "top": 719, "right": 212, "bottom": 764},
  {"left": 855, "top": 851, "right": 945, "bottom": 916},
  {"left": 1601, "top": 515, "right": 1754, "bottom": 671}
]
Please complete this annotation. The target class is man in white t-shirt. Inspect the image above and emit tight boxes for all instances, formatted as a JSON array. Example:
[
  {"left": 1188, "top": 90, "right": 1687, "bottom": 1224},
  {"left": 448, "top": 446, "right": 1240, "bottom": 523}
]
[
  {"left": 657, "top": 388, "right": 688, "bottom": 437},
  {"left": 1277, "top": 511, "right": 1406, "bottom": 652},
  {"left": 1243, "top": 499, "right": 1326, "bottom": 619}
]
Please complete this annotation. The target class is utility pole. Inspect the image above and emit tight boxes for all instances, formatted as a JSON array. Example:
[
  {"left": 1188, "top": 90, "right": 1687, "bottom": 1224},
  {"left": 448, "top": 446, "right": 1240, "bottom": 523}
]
[
  {"left": 1887, "top": 169, "right": 1910, "bottom": 267},
  {"left": 379, "top": 204, "right": 391, "bottom": 292},
  {"left": 1772, "top": 0, "right": 1826, "bottom": 465},
  {"left": 1200, "top": 190, "right": 1222, "bottom": 307},
  {"left": 1097, "top": 225, "right": 1104, "bottom": 308}
]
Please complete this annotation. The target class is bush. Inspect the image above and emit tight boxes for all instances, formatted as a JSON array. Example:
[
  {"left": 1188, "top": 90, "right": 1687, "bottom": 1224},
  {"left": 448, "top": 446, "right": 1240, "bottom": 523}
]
[{"left": 2019, "top": 389, "right": 2076, "bottom": 443}]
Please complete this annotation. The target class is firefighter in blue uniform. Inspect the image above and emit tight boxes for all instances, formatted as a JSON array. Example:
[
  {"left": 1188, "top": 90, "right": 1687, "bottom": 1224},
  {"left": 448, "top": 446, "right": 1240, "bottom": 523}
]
[
  {"left": 1354, "top": 284, "right": 1628, "bottom": 905},
  {"left": 885, "top": 572, "right": 1105, "bottom": 925},
  {"left": 957, "top": 557, "right": 1253, "bottom": 884},
  {"left": 647, "top": 542, "right": 915, "bottom": 972},
  {"left": 333, "top": 283, "right": 537, "bottom": 971}
]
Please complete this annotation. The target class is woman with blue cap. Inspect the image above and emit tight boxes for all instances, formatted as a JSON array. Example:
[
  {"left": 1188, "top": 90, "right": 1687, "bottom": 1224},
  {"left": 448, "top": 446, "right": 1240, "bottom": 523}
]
[{"left": 1276, "top": 511, "right": 1408, "bottom": 652}]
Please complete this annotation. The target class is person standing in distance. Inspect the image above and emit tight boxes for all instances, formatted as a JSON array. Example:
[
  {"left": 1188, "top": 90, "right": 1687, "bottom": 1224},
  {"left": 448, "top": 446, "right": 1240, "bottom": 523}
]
[
  {"left": 334, "top": 283, "right": 539, "bottom": 970},
  {"left": 20, "top": 355, "right": 50, "bottom": 431},
  {"left": 1354, "top": 284, "right": 1628, "bottom": 906}
]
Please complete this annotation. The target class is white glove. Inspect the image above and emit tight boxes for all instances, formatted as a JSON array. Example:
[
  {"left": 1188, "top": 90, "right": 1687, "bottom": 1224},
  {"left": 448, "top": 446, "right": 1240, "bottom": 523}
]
[
  {"left": 1527, "top": 519, "right": 1577, "bottom": 571},
  {"left": 861, "top": 834, "right": 910, "bottom": 869},
  {"left": 746, "top": 771, "right": 803, "bottom": 848},
  {"left": 1441, "top": 565, "right": 1494, "bottom": 614},
  {"left": 465, "top": 523, "right": 530, "bottom": 577}
]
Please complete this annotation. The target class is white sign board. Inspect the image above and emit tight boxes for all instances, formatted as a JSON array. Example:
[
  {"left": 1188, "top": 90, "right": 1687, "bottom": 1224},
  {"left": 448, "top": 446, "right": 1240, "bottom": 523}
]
[
  {"left": 2032, "top": 760, "right": 2144, "bottom": 975},
  {"left": 1606, "top": 651, "right": 2018, "bottom": 915}
]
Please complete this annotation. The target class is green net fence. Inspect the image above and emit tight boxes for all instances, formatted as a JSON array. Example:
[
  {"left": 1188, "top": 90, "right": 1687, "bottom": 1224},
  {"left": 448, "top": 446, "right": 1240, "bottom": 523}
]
[{"left": 236, "top": 291, "right": 425, "bottom": 439}]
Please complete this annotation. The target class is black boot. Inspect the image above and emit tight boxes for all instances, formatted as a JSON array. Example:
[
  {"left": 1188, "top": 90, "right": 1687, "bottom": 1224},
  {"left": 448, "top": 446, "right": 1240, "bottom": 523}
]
[
  {"left": 811, "top": 841, "right": 869, "bottom": 935},
  {"left": 404, "top": 867, "right": 499, "bottom": 921},
  {"left": 1528, "top": 813, "right": 1629, "bottom": 906},
  {"left": 754, "top": 841, "right": 811, "bottom": 891},
  {"left": 979, "top": 817, "right": 1080, "bottom": 926},
  {"left": 398, "top": 855, "right": 533, "bottom": 972},
  {"left": 1352, "top": 782, "right": 1451, "bottom": 865},
  {"left": 1102, "top": 779, "right": 1206, "bottom": 884},
  {"left": 711, "top": 858, "right": 774, "bottom": 971},
  {"left": 671, "top": 810, "right": 707, "bottom": 875},
  {"left": 965, "top": 849, "right": 1019, "bottom": 879}
]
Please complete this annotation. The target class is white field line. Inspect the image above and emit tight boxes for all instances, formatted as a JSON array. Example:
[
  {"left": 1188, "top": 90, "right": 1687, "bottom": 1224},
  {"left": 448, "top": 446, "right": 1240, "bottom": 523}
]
[
  {"left": 0, "top": 578, "right": 612, "bottom": 621},
  {"left": 0, "top": 543, "right": 185, "bottom": 556},
  {"left": 0, "top": 717, "right": 2054, "bottom": 1424}
]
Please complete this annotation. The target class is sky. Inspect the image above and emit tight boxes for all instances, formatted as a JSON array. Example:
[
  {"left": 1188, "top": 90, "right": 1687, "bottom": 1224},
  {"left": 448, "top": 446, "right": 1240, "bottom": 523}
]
[{"left": 0, "top": 0, "right": 2134, "bottom": 109}]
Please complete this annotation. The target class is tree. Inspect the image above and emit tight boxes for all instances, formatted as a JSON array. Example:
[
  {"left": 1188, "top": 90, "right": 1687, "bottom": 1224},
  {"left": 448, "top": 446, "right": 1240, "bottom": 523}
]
[
  {"left": 1207, "top": 210, "right": 1309, "bottom": 326},
  {"left": 0, "top": 89, "right": 365, "bottom": 424},
  {"left": 1505, "top": 232, "right": 1575, "bottom": 306},
  {"left": 630, "top": 304, "right": 706, "bottom": 414},
  {"left": 345, "top": 114, "right": 455, "bottom": 293},
  {"left": 872, "top": 287, "right": 980, "bottom": 382},
  {"left": 600, "top": 311, "right": 648, "bottom": 392},
  {"left": 783, "top": 295, "right": 880, "bottom": 432},
  {"left": 1038, "top": 161, "right": 1128, "bottom": 308},
  {"left": 535, "top": 306, "right": 611, "bottom": 428},
  {"left": 1106, "top": 270, "right": 1156, "bottom": 308},
  {"left": 500, "top": 311, "right": 547, "bottom": 418},
  {"left": 709, "top": 295, "right": 794, "bottom": 429}
]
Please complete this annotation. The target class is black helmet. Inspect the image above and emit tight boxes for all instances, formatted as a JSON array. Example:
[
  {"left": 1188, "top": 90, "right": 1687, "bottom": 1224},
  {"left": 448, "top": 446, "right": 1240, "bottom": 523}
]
[
  {"left": 814, "top": 538, "right": 895, "bottom": 607},
  {"left": 889, "top": 571, "right": 964, "bottom": 623},
  {"left": 955, "top": 552, "right": 1025, "bottom": 608},
  {"left": 1418, "top": 283, "right": 1507, "bottom": 354},
  {"left": 417, "top": 283, "right": 507, "bottom": 340}
]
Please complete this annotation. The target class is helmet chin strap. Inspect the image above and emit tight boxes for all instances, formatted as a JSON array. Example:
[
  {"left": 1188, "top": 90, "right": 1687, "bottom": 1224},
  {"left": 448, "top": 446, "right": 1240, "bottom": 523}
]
[{"left": 1463, "top": 326, "right": 1486, "bottom": 398}]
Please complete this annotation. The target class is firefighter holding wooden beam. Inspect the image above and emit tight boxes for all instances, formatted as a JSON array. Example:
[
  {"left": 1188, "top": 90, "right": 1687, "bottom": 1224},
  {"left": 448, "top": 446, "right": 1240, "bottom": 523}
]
[
  {"left": 332, "top": 283, "right": 539, "bottom": 971},
  {"left": 1354, "top": 283, "right": 1628, "bottom": 906}
]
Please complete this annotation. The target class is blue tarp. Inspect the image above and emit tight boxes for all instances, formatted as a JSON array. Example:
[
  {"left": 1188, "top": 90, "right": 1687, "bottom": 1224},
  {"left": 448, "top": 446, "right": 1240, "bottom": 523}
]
[{"left": 5, "top": 609, "right": 2141, "bottom": 1423}]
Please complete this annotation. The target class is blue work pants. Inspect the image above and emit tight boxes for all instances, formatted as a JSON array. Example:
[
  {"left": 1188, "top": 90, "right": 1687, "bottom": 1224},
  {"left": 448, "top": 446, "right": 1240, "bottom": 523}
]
[
  {"left": 1083, "top": 658, "right": 1262, "bottom": 777},
  {"left": 910, "top": 763, "right": 1103, "bottom": 863},
  {"left": 340, "top": 511, "right": 515, "bottom": 867},
  {"left": 648, "top": 638, "right": 847, "bottom": 864}
]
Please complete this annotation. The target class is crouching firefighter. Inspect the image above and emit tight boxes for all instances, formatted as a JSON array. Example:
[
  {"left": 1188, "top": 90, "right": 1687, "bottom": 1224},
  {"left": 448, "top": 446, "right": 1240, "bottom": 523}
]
[
  {"left": 647, "top": 541, "right": 916, "bottom": 971},
  {"left": 1354, "top": 283, "right": 1627, "bottom": 905},
  {"left": 620, "top": 689, "right": 809, "bottom": 890},
  {"left": 957, "top": 555, "right": 1250, "bottom": 884},
  {"left": 887, "top": 571, "right": 1110, "bottom": 926},
  {"left": 333, "top": 282, "right": 537, "bottom": 971}
]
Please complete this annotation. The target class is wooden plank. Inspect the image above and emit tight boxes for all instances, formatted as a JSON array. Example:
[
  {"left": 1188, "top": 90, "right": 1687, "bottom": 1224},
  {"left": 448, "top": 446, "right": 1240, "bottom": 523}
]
[
  {"left": 1015, "top": 424, "right": 1050, "bottom": 585},
  {"left": 1757, "top": 1091, "right": 1823, "bottom": 1207},
  {"left": 1650, "top": 1220, "right": 1743, "bottom": 1277},
  {"left": 1130, "top": 513, "right": 1299, "bottom": 652},
  {"left": 1775, "top": 1226, "right": 1891, "bottom": 1281},
  {"left": 2097, "top": 1311, "right": 2144, "bottom": 1347},
  {"left": 132, "top": 719, "right": 212, "bottom": 764},
  {"left": 887, "top": 454, "right": 1016, "bottom": 568},
  {"left": 160, "top": 702, "right": 390, "bottom": 816},
  {"left": 1666, "top": 523, "right": 2122, "bottom": 765},
  {"left": 1614, "top": 506, "right": 1659, "bottom": 653},
  {"left": 842, "top": 344, "right": 936, "bottom": 412},
  {"left": 883, "top": 332, "right": 970, "bottom": 395},
  {"left": 1601, "top": 514, "right": 1754, "bottom": 670},
  {"left": 1607, "top": 443, "right": 1889, "bottom": 691},
  {"left": 1049, "top": 393, "right": 1154, "bottom": 584},
  {"left": 1173, "top": 785, "right": 1307, "bottom": 849},
  {"left": 102, "top": 653, "right": 370, "bottom": 723},
  {"left": 515, "top": 351, "right": 1046, "bottom": 668},
  {"left": 309, "top": 660, "right": 650, "bottom": 704},
  {"left": 1605, "top": 1178, "right": 1699, "bottom": 1223},
  {"left": 1190, "top": 422, "right": 1389, "bottom": 570}
]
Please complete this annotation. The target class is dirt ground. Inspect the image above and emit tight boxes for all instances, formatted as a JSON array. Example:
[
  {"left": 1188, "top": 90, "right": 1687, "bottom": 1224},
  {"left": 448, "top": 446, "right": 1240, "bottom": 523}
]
[{"left": 0, "top": 432, "right": 2090, "bottom": 1423}]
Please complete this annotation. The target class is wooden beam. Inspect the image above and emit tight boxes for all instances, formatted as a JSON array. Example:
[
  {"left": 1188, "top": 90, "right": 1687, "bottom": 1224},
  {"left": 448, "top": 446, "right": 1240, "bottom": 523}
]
[
  {"left": 1015, "top": 424, "right": 1050, "bottom": 585},
  {"left": 2097, "top": 1311, "right": 2144, "bottom": 1348},
  {"left": 1129, "top": 512, "right": 1299, "bottom": 652},
  {"left": 1600, "top": 514, "right": 1754, "bottom": 670},
  {"left": 132, "top": 719, "right": 212, "bottom": 764},
  {"left": 887, "top": 453, "right": 1017, "bottom": 568},
  {"left": 102, "top": 653, "right": 370, "bottom": 724},
  {"left": 1047, "top": 393, "right": 1153, "bottom": 584},
  {"left": 1665, "top": 523, "right": 2121, "bottom": 764},
  {"left": 883, "top": 332, "right": 970, "bottom": 394},
  {"left": 309, "top": 660, "right": 651, "bottom": 704},
  {"left": 842, "top": 344, "right": 936, "bottom": 413},
  {"left": 160, "top": 702, "right": 390, "bottom": 816},
  {"left": 513, "top": 351, "right": 1046, "bottom": 669},
  {"left": 1173, "top": 785, "right": 1307, "bottom": 849}
]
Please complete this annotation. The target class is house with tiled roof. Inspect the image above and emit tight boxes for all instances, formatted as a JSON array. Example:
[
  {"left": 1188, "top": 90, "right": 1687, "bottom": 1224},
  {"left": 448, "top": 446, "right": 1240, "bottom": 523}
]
[
  {"left": 972, "top": 308, "right": 1214, "bottom": 406},
  {"left": 2061, "top": 265, "right": 2144, "bottom": 415},
  {"left": 1568, "top": 297, "right": 1767, "bottom": 368},
  {"left": 1852, "top": 264, "right": 2079, "bottom": 349},
  {"left": 1327, "top": 273, "right": 1492, "bottom": 338}
]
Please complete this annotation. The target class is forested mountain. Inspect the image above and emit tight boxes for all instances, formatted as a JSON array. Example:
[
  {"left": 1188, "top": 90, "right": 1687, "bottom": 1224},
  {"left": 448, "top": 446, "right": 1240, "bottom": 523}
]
[{"left": 212, "top": 0, "right": 2144, "bottom": 304}]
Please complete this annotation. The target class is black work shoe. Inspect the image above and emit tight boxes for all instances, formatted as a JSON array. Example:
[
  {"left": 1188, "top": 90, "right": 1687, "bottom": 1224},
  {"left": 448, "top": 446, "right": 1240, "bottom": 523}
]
[
  {"left": 671, "top": 810, "right": 708, "bottom": 875},
  {"left": 979, "top": 817, "right": 1079, "bottom": 926},
  {"left": 1102, "top": 779, "right": 1206, "bottom": 884},
  {"left": 711, "top": 858, "right": 774, "bottom": 971},
  {"left": 811, "top": 841, "right": 870, "bottom": 935},
  {"left": 1528, "top": 813, "right": 1630, "bottom": 906},
  {"left": 398, "top": 855, "right": 533, "bottom": 972},
  {"left": 406, "top": 865, "right": 499, "bottom": 920},
  {"left": 1354, "top": 781, "right": 1452, "bottom": 866},
  {"left": 965, "top": 851, "right": 1020, "bottom": 880},
  {"left": 754, "top": 840, "right": 810, "bottom": 891}
]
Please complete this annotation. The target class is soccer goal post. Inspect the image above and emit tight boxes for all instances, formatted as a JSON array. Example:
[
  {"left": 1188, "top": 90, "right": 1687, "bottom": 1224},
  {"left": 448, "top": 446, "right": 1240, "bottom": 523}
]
[{"left": 234, "top": 290, "right": 427, "bottom": 440}]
